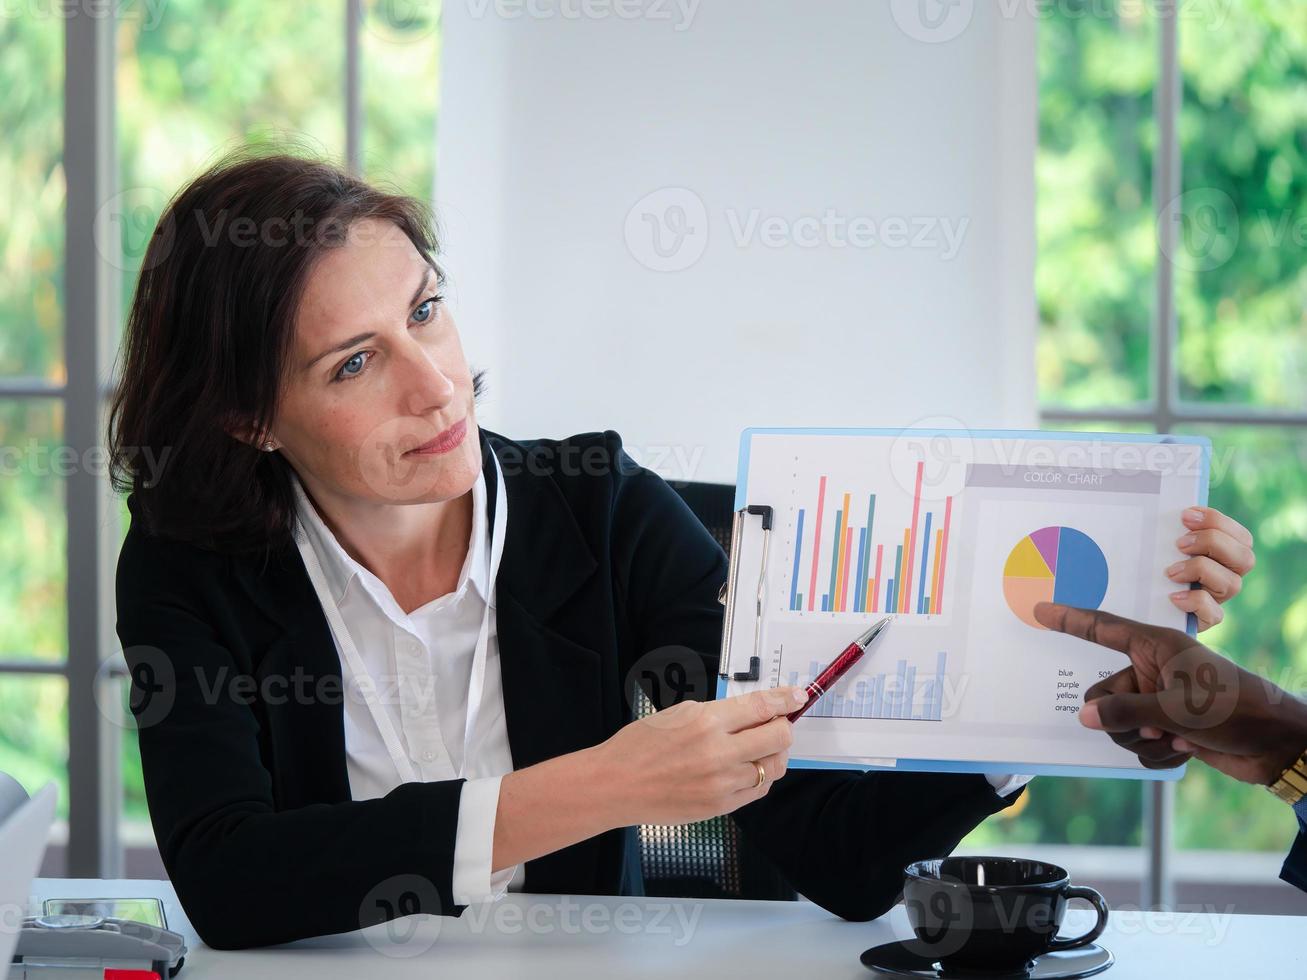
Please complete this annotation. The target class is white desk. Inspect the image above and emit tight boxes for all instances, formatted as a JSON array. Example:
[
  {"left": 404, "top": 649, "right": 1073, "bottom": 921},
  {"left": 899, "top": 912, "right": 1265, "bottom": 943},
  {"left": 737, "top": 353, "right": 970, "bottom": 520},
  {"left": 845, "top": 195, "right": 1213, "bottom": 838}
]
[{"left": 29, "top": 878, "right": 1304, "bottom": 979}]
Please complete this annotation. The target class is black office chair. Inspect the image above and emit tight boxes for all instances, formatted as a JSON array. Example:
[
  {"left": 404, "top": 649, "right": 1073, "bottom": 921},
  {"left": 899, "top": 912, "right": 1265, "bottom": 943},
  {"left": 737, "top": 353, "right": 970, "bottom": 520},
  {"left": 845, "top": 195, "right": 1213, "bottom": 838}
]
[{"left": 633, "top": 480, "right": 798, "bottom": 903}]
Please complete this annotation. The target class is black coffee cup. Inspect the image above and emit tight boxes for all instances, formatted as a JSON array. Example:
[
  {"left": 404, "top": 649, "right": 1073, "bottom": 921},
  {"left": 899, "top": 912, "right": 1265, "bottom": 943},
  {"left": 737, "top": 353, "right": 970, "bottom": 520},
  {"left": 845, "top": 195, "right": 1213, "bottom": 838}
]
[{"left": 902, "top": 856, "right": 1109, "bottom": 972}]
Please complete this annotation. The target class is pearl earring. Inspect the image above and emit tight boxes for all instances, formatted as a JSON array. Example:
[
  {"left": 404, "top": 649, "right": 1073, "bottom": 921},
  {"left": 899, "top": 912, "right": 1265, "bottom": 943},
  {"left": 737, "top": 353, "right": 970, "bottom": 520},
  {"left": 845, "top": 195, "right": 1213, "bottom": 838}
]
[{"left": 261, "top": 441, "right": 276, "bottom": 452}]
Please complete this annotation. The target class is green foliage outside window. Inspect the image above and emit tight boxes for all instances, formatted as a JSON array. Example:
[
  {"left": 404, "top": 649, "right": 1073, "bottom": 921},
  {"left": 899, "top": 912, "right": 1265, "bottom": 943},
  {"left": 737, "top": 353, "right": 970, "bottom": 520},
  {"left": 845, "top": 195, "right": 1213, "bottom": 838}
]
[{"left": 965, "top": 2, "right": 1307, "bottom": 853}]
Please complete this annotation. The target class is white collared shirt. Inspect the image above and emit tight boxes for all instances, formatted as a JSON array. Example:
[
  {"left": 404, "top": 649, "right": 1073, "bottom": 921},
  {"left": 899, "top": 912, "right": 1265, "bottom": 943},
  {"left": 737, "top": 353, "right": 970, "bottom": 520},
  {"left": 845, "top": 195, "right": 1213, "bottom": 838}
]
[{"left": 291, "top": 466, "right": 525, "bottom": 904}]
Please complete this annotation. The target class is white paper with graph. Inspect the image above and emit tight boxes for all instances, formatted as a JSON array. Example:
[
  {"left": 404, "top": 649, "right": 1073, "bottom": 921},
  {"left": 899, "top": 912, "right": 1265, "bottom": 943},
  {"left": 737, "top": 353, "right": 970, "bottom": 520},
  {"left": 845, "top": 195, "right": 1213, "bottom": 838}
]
[{"left": 715, "top": 427, "right": 1211, "bottom": 779}]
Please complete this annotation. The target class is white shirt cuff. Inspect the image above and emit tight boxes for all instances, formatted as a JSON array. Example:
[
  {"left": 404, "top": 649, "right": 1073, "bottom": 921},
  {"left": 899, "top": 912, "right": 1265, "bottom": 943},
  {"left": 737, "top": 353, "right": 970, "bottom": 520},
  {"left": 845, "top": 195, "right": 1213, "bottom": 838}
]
[
  {"left": 984, "top": 773, "right": 1034, "bottom": 798},
  {"left": 452, "top": 774, "right": 519, "bottom": 904}
]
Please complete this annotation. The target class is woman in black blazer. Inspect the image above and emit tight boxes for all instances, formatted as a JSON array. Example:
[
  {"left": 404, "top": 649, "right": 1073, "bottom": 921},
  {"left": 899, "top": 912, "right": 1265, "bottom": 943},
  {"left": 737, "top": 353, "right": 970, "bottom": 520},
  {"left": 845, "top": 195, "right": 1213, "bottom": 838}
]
[{"left": 108, "top": 152, "right": 1256, "bottom": 950}]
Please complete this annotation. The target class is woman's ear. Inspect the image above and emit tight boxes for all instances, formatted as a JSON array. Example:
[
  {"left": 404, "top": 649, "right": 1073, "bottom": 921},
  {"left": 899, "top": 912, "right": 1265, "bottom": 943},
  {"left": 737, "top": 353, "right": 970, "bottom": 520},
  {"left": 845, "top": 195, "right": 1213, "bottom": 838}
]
[{"left": 224, "top": 414, "right": 277, "bottom": 452}]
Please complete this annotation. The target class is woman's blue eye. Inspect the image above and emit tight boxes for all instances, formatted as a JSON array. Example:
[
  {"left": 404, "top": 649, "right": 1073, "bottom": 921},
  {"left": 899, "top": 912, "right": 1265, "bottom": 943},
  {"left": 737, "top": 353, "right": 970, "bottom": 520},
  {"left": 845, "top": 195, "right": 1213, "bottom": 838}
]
[
  {"left": 413, "top": 294, "right": 443, "bottom": 323},
  {"left": 332, "top": 293, "right": 442, "bottom": 383},
  {"left": 336, "top": 351, "right": 369, "bottom": 381}
]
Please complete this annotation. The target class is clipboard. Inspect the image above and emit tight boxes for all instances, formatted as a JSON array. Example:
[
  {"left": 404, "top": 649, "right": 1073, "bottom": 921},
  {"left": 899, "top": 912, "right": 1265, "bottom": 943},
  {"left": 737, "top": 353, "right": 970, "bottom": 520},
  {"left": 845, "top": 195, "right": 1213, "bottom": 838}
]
[{"left": 714, "top": 426, "right": 1212, "bottom": 781}]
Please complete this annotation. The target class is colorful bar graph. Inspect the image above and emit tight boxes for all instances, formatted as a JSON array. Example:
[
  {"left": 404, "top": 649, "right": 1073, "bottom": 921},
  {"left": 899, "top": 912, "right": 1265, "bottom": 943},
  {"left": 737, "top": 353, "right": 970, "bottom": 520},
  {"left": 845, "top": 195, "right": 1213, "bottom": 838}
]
[
  {"left": 789, "top": 509, "right": 805, "bottom": 612},
  {"left": 854, "top": 527, "right": 868, "bottom": 613},
  {"left": 787, "top": 472, "right": 955, "bottom": 615},
  {"left": 872, "top": 544, "right": 883, "bottom": 613},
  {"left": 916, "top": 511, "right": 933, "bottom": 615},
  {"left": 827, "top": 508, "right": 841, "bottom": 612},
  {"left": 929, "top": 528, "right": 943, "bottom": 617},
  {"left": 899, "top": 530, "right": 910, "bottom": 613},
  {"left": 935, "top": 496, "right": 953, "bottom": 614},
  {"left": 807, "top": 476, "right": 827, "bottom": 612},
  {"left": 840, "top": 526, "right": 854, "bottom": 611},
  {"left": 837, "top": 492, "right": 852, "bottom": 607},
  {"left": 902, "top": 462, "right": 923, "bottom": 615},
  {"left": 787, "top": 651, "right": 949, "bottom": 721}
]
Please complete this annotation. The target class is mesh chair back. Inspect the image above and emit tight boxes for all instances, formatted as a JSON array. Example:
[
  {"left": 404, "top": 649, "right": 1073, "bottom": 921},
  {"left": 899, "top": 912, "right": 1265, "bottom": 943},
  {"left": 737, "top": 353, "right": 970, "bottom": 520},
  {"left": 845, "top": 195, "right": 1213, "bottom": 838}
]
[{"left": 634, "top": 480, "right": 797, "bottom": 902}]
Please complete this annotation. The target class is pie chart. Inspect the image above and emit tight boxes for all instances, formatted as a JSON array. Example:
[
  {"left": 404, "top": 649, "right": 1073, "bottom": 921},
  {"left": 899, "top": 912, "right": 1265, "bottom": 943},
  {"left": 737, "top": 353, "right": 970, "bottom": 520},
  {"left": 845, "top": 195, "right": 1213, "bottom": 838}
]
[{"left": 1002, "top": 526, "right": 1109, "bottom": 629}]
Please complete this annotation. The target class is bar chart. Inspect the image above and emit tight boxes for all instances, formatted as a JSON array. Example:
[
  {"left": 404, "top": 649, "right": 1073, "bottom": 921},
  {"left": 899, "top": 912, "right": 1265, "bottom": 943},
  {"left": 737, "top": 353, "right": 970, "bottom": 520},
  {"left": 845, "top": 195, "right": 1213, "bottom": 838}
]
[
  {"left": 729, "top": 427, "right": 1209, "bottom": 775},
  {"left": 786, "top": 650, "right": 948, "bottom": 721},
  {"left": 785, "top": 461, "right": 955, "bottom": 616}
]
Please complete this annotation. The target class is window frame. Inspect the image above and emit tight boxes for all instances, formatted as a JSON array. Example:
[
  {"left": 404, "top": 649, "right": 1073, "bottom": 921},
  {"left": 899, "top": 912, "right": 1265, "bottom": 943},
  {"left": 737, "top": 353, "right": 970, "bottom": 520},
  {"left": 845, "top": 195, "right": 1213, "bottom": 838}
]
[
  {"left": 2, "top": 2, "right": 1299, "bottom": 903},
  {"left": 0, "top": 0, "right": 368, "bottom": 878},
  {"left": 1038, "top": 6, "right": 1305, "bottom": 907}
]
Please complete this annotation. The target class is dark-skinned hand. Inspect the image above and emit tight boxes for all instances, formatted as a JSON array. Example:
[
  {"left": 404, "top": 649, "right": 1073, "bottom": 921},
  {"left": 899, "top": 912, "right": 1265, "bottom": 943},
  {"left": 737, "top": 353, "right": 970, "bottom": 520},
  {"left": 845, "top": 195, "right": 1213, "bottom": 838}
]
[{"left": 1034, "top": 602, "right": 1307, "bottom": 787}]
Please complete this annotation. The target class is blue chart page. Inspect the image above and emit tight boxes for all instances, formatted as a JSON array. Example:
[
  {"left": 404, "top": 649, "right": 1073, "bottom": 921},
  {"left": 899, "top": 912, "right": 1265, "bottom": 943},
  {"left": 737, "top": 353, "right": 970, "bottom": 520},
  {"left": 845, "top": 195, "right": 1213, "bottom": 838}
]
[{"left": 718, "top": 427, "right": 1210, "bottom": 780}]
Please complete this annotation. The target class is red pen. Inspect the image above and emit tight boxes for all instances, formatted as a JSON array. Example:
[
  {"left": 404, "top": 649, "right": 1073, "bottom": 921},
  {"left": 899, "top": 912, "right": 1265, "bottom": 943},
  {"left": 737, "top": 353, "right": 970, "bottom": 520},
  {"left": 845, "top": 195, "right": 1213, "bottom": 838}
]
[{"left": 787, "top": 616, "right": 892, "bottom": 722}]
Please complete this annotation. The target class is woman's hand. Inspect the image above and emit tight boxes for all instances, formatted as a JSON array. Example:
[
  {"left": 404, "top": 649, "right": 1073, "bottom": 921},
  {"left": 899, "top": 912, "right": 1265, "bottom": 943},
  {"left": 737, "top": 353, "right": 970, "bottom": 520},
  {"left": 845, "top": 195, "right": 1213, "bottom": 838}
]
[
  {"left": 594, "top": 686, "right": 806, "bottom": 827},
  {"left": 1167, "top": 506, "right": 1255, "bottom": 631}
]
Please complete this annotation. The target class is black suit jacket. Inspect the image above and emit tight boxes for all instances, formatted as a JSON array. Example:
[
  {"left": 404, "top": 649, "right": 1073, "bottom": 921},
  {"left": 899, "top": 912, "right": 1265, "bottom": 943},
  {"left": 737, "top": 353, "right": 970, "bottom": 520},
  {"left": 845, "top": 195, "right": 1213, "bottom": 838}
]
[{"left": 116, "top": 426, "right": 1022, "bottom": 950}]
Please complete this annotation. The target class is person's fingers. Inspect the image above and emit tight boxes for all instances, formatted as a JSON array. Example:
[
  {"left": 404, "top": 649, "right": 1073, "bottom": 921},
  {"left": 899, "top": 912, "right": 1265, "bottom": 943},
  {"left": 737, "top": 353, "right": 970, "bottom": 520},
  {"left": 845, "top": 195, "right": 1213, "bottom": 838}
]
[
  {"left": 1085, "top": 665, "right": 1140, "bottom": 704},
  {"left": 1176, "top": 526, "right": 1256, "bottom": 578},
  {"left": 1169, "top": 588, "right": 1224, "bottom": 631},
  {"left": 1181, "top": 505, "right": 1254, "bottom": 550},
  {"left": 1138, "top": 750, "right": 1193, "bottom": 770},
  {"left": 727, "top": 715, "right": 794, "bottom": 764},
  {"left": 1083, "top": 667, "right": 1179, "bottom": 757},
  {"left": 1127, "top": 734, "right": 1191, "bottom": 764},
  {"left": 1081, "top": 690, "right": 1200, "bottom": 737},
  {"left": 1033, "top": 603, "right": 1176, "bottom": 667},
  {"left": 1165, "top": 555, "right": 1243, "bottom": 603},
  {"left": 1113, "top": 727, "right": 1166, "bottom": 749},
  {"left": 732, "top": 750, "right": 788, "bottom": 794},
  {"left": 1109, "top": 728, "right": 1176, "bottom": 758},
  {"left": 716, "top": 686, "right": 807, "bottom": 733},
  {"left": 1081, "top": 701, "right": 1193, "bottom": 766}
]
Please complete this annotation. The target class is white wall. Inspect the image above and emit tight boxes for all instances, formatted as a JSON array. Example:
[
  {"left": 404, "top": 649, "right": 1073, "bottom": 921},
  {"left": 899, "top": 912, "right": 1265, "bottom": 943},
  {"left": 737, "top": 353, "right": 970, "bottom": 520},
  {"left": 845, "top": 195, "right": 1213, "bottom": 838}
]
[{"left": 437, "top": 0, "right": 1037, "bottom": 484}]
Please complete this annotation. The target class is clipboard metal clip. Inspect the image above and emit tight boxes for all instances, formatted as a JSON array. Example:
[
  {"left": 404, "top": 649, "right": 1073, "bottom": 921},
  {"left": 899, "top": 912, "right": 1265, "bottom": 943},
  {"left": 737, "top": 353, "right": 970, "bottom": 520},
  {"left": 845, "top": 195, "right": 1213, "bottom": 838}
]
[{"left": 718, "top": 504, "right": 773, "bottom": 682}]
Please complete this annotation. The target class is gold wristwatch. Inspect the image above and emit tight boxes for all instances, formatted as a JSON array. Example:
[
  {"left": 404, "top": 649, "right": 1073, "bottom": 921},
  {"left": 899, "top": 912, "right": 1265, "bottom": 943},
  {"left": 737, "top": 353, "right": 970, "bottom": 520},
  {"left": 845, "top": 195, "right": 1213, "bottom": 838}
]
[{"left": 1268, "top": 747, "right": 1307, "bottom": 806}]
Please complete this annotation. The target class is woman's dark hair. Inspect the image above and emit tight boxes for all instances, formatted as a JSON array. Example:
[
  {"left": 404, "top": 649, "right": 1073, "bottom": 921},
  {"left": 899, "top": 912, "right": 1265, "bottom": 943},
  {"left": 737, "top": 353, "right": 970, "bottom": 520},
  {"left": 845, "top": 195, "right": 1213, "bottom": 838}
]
[{"left": 107, "top": 147, "right": 486, "bottom": 556}]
